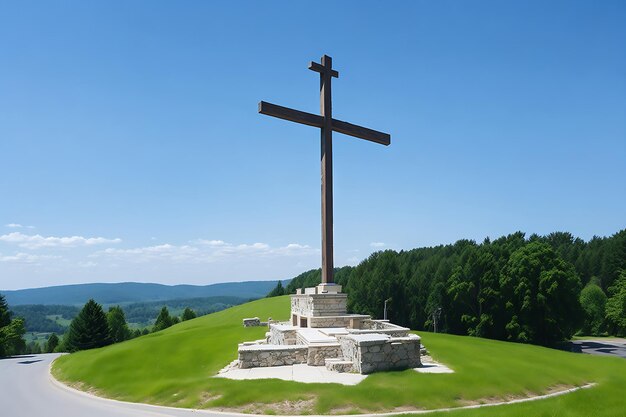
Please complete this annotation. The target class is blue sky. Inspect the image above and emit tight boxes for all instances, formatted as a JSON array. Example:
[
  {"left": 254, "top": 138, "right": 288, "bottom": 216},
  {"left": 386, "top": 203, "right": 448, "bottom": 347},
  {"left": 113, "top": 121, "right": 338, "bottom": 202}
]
[{"left": 1, "top": 1, "right": 624, "bottom": 290}]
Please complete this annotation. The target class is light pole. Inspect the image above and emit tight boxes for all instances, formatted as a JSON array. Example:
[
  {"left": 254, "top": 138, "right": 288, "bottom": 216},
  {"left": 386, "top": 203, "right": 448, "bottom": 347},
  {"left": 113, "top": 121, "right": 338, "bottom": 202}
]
[
  {"left": 433, "top": 307, "right": 442, "bottom": 333},
  {"left": 384, "top": 298, "right": 392, "bottom": 320}
]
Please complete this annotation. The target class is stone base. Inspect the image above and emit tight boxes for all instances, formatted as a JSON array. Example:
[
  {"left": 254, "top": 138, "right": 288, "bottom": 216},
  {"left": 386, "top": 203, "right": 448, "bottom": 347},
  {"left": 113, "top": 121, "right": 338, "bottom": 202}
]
[
  {"left": 238, "top": 285, "right": 421, "bottom": 375},
  {"left": 338, "top": 333, "right": 421, "bottom": 374},
  {"left": 238, "top": 344, "right": 307, "bottom": 368}
]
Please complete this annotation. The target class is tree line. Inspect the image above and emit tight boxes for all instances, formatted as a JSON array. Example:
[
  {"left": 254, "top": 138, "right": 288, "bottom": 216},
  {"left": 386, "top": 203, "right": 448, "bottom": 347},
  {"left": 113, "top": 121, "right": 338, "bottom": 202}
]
[
  {"left": 0, "top": 296, "right": 199, "bottom": 356},
  {"left": 61, "top": 301, "right": 198, "bottom": 352},
  {"left": 270, "top": 229, "right": 626, "bottom": 346},
  {"left": 10, "top": 296, "right": 245, "bottom": 334}
]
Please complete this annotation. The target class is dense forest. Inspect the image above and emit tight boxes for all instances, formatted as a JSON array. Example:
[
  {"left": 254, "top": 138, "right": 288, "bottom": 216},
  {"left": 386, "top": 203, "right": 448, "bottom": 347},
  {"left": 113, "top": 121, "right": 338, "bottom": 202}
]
[
  {"left": 279, "top": 229, "right": 626, "bottom": 346},
  {"left": 10, "top": 296, "right": 247, "bottom": 333}
]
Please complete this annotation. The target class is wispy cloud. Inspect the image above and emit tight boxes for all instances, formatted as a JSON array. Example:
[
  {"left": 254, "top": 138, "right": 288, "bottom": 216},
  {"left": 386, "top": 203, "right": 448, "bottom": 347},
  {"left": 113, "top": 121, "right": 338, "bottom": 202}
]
[
  {"left": 193, "top": 239, "right": 227, "bottom": 247},
  {"left": 370, "top": 242, "right": 386, "bottom": 248},
  {"left": 91, "top": 240, "right": 318, "bottom": 263},
  {"left": 5, "top": 223, "right": 35, "bottom": 229},
  {"left": 0, "top": 232, "right": 121, "bottom": 249},
  {"left": 0, "top": 252, "right": 60, "bottom": 264}
]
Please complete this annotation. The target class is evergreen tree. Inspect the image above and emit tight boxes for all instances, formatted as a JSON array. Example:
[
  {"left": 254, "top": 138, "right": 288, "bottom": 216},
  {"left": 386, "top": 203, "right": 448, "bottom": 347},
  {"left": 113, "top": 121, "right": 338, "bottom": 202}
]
[
  {"left": 65, "top": 299, "right": 112, "bottom": 352},
  {"left": 0, "top": 294, "right": 11, "bottom": 328},
  {"left": 153, "top": 307, "right": 173, "bottom": 332},
  {"left": 46, "top": 333, "right": 60, "bottom": 353},
  {"left": 181, "top": 307, "right": 197, "bottom": 321},
  {"left": 107, "top": 306, "right": 131, "bottom": 343},
  {"left": 267, "top": 281, "right": 285, "bottom": 297},
  {"left": 0, "top": 294, "right": 26, "bottom": 357}
]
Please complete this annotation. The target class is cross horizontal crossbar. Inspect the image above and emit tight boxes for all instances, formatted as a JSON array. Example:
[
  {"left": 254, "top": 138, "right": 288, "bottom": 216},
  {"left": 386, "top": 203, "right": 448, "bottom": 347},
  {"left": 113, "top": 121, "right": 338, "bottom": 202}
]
[
  {"left": 308, "top": 61, "right": 339, "bottom": 78},
  {"left": 258, "top": 101, "right": 390, "bottom": 146}
]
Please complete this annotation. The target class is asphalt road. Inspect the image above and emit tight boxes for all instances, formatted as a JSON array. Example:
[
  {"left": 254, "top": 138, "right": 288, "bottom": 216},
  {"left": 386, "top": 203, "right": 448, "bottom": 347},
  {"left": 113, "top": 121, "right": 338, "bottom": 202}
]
[
  {"left": 572, "top": 338, "right": 626, "bottom": 359},
  {"left": 0, "top": 353, "right": 226, "bottom": 417}
]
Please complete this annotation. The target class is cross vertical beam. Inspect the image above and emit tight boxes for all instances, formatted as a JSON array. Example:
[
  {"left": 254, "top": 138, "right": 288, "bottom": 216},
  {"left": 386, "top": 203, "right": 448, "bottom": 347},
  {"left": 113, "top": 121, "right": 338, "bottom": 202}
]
[
  {"left": 258, "top": 55, "right": 390, "bottom": 288},
  {"left": 319, "top": 55, "right": 334, "bottom": 285}
]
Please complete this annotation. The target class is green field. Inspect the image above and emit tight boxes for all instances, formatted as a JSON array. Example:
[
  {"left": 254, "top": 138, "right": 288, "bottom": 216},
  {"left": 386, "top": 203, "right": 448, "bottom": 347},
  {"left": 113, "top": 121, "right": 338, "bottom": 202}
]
[
  {"left": 53, "top": 296, "right": 626, "bottom": 415},
  {"left": 24, "top": 332, "right": 52, "bottom": 346}
]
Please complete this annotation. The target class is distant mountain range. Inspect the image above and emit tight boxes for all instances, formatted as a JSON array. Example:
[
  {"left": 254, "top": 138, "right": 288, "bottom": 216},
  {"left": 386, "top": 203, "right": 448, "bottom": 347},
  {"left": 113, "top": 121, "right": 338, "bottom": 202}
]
[{"left": 2, "top": 280, "right": 285, "bottom": 306}]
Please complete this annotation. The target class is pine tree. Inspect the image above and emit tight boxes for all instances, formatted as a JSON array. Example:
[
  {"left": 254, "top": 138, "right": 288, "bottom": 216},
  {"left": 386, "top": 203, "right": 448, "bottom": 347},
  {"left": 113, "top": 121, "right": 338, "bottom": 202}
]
[
  {"left": 267, "top": 281, "right": 285, "bottom": 297},
  {"left": 107, "top": 306, "right": 131, "bottom": 343},
  {"left": 181, "top": 307, "right": 197, "bottom": 321},
  {"left": 65, "top": 299, "right": 112, "bottom": 352},
  {"left": 153, "top": 307, "right": 173, "bottom": 332},
  {"left": 0, "top": 294, "right": 25, "bottom": 357},
  {"left": 0, "top": 294, "right": 11, "bottom": 328},
  {"left": 46, "top": 333, "right": 60, "bottom": 353}
]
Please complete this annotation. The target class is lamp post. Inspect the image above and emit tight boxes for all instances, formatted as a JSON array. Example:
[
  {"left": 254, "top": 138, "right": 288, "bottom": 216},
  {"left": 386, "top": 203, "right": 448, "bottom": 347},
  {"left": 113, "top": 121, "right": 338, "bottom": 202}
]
[
  {"left": 384, "top": 298, "right": 392, "bottom": 320},
  {"left": 433, "top": 307, "right": 442, "bottom": 333}
]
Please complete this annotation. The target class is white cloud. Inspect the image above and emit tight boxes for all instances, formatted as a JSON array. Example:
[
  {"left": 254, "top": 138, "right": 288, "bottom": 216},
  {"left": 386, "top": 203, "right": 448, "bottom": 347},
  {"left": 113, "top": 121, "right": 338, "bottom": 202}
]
[
  {"left": 91, "top": 240, "right": 317, "bottom": 264},
  {"left": 370, "top": 242, "right": 386, "bottom": 248},
  {"left": 0, "top": 252, "right": 60, "bottom": 263},
  {"left": 193, "top": 239, "right": 227, "bottom": 247},
  {"left": 0, "top": 232, "right": 121, "bottom": 249},
  {"left": 5, "top": 223, "right": 34, "bottom": 229}
]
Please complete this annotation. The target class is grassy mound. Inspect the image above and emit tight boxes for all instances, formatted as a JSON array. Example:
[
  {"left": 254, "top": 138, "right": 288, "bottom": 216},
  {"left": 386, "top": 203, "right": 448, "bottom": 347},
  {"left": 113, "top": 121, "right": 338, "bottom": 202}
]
[{"left": 53, "top": 296, "right": 626, "bottom": 415}]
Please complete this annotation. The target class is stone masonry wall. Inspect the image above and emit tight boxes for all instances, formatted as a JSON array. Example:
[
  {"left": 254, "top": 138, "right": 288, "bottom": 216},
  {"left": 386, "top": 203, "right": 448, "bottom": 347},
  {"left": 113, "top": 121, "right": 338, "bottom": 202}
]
[
  {"left": 291, "top": 293, "right": 347, "bottom": 317},
  {"left": 269, "top": 325, "right": 297, "bottom": 345},
  {"left": 238, "top": 345, "right": 307, "bottom": 369},
  {"left": 243, "top": 317, "right": 261, "bottom": 327},
  {"left": 308, "top": 316, "right": 350, "bottom": 328},
  {"left": 307, "top": 344, "right": 342, "bottom": 366},
  {"left": 339, "top": 335, "right": 421, "bottom": 374}
]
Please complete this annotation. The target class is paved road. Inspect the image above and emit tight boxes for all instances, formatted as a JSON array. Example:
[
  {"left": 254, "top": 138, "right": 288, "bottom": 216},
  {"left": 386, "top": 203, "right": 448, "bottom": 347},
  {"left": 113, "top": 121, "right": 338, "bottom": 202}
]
[
  {"left": 0, "top": 353, "right": 221, "bottom": 417},
  {"left": 571, "top": 338, "right": 626, "bottom": 359}
]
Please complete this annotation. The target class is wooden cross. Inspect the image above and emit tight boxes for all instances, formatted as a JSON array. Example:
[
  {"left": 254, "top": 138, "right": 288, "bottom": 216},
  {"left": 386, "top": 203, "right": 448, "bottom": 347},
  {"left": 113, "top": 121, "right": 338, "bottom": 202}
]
[{"left": 259, "top": 54, "right": 390, "bottom": 285}]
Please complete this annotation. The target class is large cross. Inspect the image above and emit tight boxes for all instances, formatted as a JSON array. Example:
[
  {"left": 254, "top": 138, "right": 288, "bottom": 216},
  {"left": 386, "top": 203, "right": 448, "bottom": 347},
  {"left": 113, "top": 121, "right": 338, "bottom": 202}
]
[{"left": 259, "top": 55, "right": 391, "bottom": 285}]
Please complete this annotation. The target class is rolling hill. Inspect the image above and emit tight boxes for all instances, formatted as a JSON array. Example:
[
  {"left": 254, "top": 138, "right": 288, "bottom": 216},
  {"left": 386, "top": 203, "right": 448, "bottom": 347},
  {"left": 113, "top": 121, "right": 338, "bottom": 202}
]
[
  {"left": 52, "top": 296, "right": 626, "bottom": 416},
  {"left": 2, "top": 280, "right": 285, "bottom": 306}
]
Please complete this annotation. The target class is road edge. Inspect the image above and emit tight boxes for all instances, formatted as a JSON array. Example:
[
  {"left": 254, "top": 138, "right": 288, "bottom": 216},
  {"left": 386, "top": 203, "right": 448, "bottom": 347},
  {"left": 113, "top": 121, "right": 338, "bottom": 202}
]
[{"left": 48, "top": 356, "right": 596, "bottom": 417}]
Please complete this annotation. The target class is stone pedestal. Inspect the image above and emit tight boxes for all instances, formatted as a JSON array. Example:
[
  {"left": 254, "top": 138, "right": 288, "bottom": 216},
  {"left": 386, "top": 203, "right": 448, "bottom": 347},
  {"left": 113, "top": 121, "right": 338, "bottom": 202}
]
[
  {"left": 290, "top": 285, "right": 350, "bottom": 328},
  {"left": 238, "top": 285, "right": 421, "bottom": 375}
]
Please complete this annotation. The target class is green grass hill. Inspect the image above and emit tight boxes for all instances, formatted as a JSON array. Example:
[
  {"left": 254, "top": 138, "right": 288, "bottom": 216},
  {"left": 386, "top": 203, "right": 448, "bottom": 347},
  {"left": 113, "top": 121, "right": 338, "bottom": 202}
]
[{"left": 53, "top": 296, "right": 626, "bottom": 416}]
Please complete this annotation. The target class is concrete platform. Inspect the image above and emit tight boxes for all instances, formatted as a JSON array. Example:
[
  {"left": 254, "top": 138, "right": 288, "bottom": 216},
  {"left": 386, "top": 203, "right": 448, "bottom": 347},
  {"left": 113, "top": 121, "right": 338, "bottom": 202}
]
[
  {"left": 297, "top": 328, "right": 337, "bottom": 344},
  {"left": 217, "top": 363, "right": 367, "bottom": 385},
  {"left": 415, "top": 360, "right": 454, "bottom": 374}
]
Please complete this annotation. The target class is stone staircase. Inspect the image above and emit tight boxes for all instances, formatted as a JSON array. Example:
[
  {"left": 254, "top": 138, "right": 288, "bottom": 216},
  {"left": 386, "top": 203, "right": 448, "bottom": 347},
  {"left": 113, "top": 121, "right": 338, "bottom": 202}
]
[{"left": 324, "top": 358, "right": 354, "bottom": 373}]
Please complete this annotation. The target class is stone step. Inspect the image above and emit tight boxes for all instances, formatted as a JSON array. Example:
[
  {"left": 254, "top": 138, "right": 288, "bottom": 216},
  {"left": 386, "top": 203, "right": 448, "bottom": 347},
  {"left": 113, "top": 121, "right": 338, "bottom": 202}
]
[{"left": 325, "top": 358, "right": 354, "bottom": 373}]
